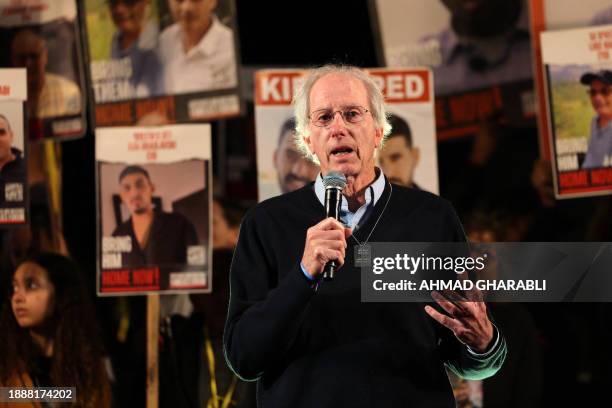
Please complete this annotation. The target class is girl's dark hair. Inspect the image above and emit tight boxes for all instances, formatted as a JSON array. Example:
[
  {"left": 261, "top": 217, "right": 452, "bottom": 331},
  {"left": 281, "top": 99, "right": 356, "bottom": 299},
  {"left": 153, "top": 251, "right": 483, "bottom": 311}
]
[{"left": 0, "top": 252, "right": 110, "bottom": 406}]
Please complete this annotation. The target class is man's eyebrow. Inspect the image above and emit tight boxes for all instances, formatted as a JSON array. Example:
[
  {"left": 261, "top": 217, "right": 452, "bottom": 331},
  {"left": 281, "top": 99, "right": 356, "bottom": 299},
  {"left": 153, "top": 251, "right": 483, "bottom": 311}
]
[{"left": 311, "top": 104, "right": 362, "bottom": 112}]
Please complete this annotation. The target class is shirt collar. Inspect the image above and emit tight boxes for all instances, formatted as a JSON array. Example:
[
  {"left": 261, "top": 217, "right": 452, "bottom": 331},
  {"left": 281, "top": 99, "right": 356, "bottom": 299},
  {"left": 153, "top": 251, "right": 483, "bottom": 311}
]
[
  {"left": 593, "top": 116, "right": 612, "bottom": 133},
  {"left": 185, "top": 14, "right": 221, "bottom": 58},
  {"left": 111, "top": 21, "right": 158, "bottom": 58},
  {"left": 314, "top": 168, "right": 386, "bottom": 212}
]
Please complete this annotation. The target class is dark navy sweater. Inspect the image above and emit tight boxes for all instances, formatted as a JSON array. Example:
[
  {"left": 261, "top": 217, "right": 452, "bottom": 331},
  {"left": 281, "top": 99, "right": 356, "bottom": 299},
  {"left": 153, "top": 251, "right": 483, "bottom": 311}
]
[{"left": 224, "top": 182, "right": 506, "bottom": 407}]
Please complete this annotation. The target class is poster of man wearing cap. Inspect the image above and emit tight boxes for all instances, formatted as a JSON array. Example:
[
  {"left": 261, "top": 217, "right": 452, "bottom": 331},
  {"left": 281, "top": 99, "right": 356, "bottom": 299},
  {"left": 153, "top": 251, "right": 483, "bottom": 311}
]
[
  {"left": 580, "top": 70, "right": 612, "bottom": 169},
  {"left": 541, "top": 23, "right": 612, "bottom": 198}
]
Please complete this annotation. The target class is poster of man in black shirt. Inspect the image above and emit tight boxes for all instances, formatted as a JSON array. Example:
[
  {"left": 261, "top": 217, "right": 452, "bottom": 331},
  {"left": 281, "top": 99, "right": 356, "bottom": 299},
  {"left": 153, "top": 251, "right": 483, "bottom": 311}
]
[
  {"left": 97, "top": 124, "right": 211, "bottom": 295},
  {"left": 0, "top": 69, "right": 28, "bottom": 226},
  {"left": 112, "top": 165, "right": 198, "bottom": 268}
]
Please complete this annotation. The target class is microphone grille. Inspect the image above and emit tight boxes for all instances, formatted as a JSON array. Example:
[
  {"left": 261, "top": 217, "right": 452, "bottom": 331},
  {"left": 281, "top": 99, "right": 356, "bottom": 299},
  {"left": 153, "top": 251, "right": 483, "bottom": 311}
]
[{"left": 323, "top": 171, "right": 347, "bottom": 189}]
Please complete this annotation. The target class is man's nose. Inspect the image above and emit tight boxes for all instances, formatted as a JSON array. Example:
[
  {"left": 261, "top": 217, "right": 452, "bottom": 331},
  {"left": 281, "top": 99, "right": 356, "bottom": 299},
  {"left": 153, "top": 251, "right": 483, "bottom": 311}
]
[{"left": 328, "top": 112, "right": 348, "bottom": 135}]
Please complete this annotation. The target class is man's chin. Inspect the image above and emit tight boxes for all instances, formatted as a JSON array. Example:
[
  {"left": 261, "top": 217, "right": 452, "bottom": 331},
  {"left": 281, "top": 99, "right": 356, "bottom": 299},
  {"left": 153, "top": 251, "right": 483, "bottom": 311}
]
[{"left": 325, "top": 162, "right": 360, "bottom": 177}]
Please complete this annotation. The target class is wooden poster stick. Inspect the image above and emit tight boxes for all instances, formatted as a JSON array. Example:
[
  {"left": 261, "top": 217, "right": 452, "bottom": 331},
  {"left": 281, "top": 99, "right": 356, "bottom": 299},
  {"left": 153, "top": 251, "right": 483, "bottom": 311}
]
[{"left": 147, "top": 294, "right": 160, "bottom": 408}]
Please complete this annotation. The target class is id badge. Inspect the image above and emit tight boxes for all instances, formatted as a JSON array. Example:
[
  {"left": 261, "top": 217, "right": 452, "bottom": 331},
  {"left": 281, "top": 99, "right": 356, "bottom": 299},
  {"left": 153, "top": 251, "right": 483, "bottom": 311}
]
[{"left": 354, "top": 244, "right": 371, "bottom": 267}]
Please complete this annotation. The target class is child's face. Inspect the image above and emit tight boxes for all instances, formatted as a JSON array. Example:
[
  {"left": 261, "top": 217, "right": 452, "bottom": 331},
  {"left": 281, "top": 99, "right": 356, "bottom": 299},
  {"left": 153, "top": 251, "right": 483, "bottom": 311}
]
[{"left": 11, "top": 262, "right": 55, "bottom": 329}]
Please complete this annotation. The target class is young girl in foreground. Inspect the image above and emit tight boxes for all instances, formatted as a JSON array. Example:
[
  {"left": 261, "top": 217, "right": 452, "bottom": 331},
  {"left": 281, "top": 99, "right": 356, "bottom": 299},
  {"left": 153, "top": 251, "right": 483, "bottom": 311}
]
[{"left": 0, "top": 253, "right": 110, "bottom": 407}]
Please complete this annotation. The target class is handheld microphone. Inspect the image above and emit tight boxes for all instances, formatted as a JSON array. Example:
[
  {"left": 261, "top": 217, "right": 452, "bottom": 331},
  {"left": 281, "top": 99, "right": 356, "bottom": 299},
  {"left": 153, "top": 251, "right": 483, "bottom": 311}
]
[{"left": 322, "top": 171, "right": 347, "bottom": 281}]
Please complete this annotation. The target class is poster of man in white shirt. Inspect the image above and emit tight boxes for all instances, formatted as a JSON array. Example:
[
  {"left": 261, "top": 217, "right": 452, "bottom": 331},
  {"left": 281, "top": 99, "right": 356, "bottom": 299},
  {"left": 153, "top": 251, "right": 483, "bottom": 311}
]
[
  {"left": 83, "top": 0, "right": 241, "bottom": 126},
  {"left": 158, "top": 0, "right": 238, "bottom": 94}
]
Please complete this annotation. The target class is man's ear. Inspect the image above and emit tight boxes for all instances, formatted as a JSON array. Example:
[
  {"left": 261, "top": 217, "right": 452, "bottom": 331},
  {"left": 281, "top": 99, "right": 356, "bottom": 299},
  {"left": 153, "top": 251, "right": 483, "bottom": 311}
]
[
  {"left": 150, "top": 182, "right": 156, "bottom": 194},
  {"left": 374, "top": 128, "right": 384, "bottom": 148}
]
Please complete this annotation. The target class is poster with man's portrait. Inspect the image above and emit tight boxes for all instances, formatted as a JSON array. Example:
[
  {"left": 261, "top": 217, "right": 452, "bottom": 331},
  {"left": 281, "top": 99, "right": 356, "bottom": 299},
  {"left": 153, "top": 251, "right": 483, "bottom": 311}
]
[
  {"left": 96, "top": 124, "right": 212, "bottom": 295},
  {"left": 0, "top": 1, "right": 87, "bottom": 141},
  {"left": 0, "top": 69, "right": 28, "bottom": 226},
  {"left": 541, "top": 24, "right": 612, "bottom": 198},
  {"left": 83, "top": 0, "right": 241, "bottom": 127},
  {"left": 529, "top": 0, "right": 612, "bottom": 159},
  {"left": 255, "top": 68, "right": 439, "bottom": 202},
  {"left": 370, "top": 0, "right": 536, "bottom": 141}
]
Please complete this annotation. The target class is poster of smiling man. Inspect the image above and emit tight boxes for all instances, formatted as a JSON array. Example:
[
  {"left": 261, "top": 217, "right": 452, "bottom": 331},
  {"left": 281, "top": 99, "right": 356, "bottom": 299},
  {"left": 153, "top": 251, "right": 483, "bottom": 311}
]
[
  {"left": 541, "top": 23, "right": 612, "bottom": 198},
  {"left": 84, "top": 0, "right": 241, "bottom": 126}
]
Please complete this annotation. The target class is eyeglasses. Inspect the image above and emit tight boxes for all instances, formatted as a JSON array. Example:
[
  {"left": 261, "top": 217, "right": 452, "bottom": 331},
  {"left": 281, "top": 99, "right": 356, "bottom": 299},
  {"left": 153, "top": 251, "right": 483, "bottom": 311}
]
[
  {"left": 108, "top": 0, "right": 141, "bottom": 6},
  {"left": 588, "top": 87, "right": 612, "bottom": 97},
  {"left": 309, "top": 106, "right": 370, "bottom": 127}
]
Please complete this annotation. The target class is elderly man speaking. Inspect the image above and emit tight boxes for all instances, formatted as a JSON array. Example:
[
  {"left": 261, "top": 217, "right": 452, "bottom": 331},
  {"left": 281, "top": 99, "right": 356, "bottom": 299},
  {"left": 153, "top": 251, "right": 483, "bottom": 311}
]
[{"left": 224, "top": 65, "right": 506, "bottom": 407}]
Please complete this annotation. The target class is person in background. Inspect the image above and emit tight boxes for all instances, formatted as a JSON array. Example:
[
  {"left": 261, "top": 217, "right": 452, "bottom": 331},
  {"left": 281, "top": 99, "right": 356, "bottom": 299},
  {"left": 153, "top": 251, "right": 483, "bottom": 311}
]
[
  {"left": 192, "top": 198, "right": 256, "bottom": 407},
  {"left": 0, "top": 253, "right": 111, "bottom": 407},
  {"left": 212, "top": 197, "right": 242, "bottom": 249},
  {"left": 462, "top": 211, "right": 543, "bottom": 408}
]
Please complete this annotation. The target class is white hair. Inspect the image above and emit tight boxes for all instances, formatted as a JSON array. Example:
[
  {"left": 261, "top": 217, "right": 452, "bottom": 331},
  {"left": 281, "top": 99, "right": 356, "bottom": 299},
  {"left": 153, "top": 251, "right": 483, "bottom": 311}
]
[{"left": 292, "top": 64, "right": 392, "bottom": 164}]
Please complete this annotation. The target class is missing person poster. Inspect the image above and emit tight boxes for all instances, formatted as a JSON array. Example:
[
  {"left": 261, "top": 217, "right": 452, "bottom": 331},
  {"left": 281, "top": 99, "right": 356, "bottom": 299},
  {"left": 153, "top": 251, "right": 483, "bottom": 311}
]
[
  {"left": 541, "top": 24, "right": 612, "bottom": 198},
  {"left": 255, "top": 68, "right": 439, "bottom": 202},
  {"left": 529, "top": 0, "right": 612, "bottom": 159},
  {"left": 0, "top": 69, "right": 28, "bottom": 226},
  {"left": 96, "top": 124, "right": 212, "bottom": 295},
  {"left": 0, "top": 0, "right": 87, "bottom": 141},
  {"left": 83, "top": 0, "right": 241, "bottom": 127},
  {"left": 370, "top": 0, "right": 536, "bottom": 140}
]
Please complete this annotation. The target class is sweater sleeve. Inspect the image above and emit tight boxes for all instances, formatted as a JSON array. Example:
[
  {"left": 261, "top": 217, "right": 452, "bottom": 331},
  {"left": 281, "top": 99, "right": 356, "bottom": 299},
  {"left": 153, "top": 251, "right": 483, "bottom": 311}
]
[
  {"left": 443, "top": 322, "right": 508, "bottom": 380},
  {"left": 223, "top": 207, "right": 316, "bottom": 381}
]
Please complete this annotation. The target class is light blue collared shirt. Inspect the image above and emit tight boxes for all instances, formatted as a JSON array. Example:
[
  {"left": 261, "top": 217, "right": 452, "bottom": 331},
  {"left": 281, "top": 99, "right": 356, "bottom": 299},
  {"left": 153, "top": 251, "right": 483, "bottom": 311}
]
[
  {"left": 301, "top": 169, "right": 387, "bottom": 282},
  {"left": 313, "top": 169, "right": 387, "bottom": 230},
  {"left": 582, "top": 116, "right": 612, "bottom": 169}
]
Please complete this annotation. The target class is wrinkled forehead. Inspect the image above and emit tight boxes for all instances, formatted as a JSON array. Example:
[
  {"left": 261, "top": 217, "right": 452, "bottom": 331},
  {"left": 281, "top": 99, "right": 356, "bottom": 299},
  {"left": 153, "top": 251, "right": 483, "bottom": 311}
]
[{"left": 308, "top": 73, "right": 370, "bottom": 111}]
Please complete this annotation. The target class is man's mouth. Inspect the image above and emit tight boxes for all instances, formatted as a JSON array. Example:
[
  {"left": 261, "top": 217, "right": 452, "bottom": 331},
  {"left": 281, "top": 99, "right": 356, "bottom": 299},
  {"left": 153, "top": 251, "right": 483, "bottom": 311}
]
[{"left": 330, "top": 146, "right": 355, "bottom": 158}]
